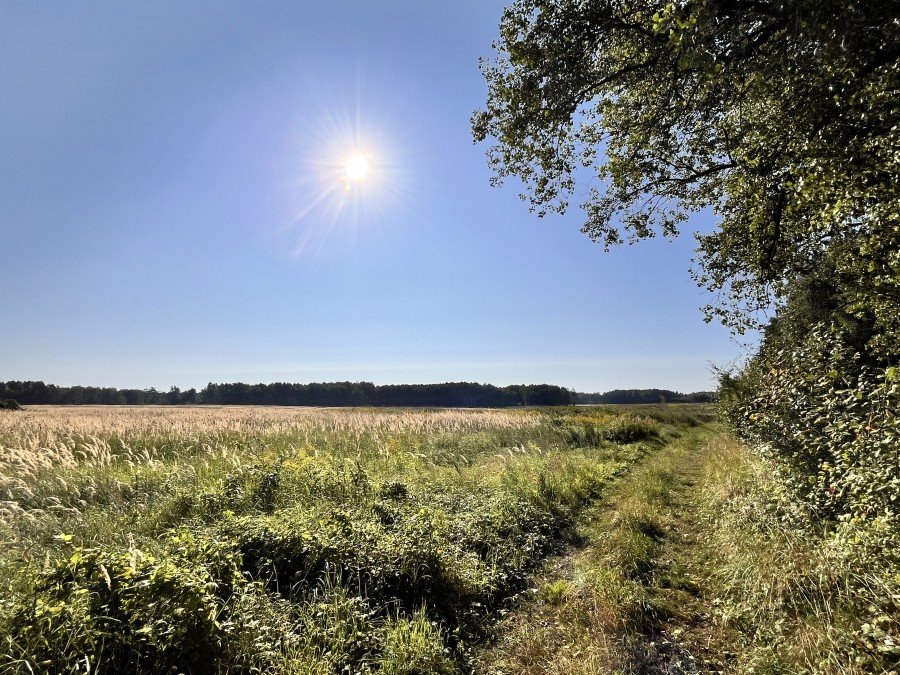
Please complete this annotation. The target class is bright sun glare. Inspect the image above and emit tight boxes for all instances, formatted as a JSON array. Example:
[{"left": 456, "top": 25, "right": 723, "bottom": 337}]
[
  {"left": 344, "top": 153, "right": 370, "bottom": 182},
  {"left": 287, "top": 113, "right": 406, "bottom": 256}
]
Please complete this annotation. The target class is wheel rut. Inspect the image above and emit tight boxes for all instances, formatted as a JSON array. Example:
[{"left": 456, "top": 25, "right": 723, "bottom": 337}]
[{"left": 472, "top": 425, "right": 732, "bottom": 675}]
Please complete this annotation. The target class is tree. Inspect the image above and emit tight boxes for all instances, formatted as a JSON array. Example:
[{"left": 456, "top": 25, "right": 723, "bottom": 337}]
[
  {"left": 476, "top": 12, "right": 900, "bottom": 662},
  {"left": 473, "top": 0, "right": 900, "bottom": 347}
]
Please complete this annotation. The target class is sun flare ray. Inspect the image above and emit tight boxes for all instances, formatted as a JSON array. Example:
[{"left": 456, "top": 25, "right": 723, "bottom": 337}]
[{"left": 281, "top": 100, "right": 409, "bottom": 257}]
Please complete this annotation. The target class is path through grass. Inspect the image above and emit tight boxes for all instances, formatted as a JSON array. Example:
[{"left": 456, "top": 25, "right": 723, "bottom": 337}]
[
  {"left": 474, "top": 419, "right": 893, "bottom": 675},
  {"left": 474, "top": 423, "right": 734, "bottom": 674}
]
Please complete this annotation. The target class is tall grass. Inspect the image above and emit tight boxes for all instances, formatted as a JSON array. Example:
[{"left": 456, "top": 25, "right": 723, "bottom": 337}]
[
  {"left": 0, "top": 405, "right": 663, "bottom": 674},
  {"left": 700, "top": 434, "right": 899, "bottom": 674}
]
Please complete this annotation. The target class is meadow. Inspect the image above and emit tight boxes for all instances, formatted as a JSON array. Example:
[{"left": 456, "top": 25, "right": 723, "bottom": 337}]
[
  {"left": 0, "top": 405, "right": 672, "bottom": 674},
  {"left": 2, "top": 404, "right": 893, "bottom": 674}
]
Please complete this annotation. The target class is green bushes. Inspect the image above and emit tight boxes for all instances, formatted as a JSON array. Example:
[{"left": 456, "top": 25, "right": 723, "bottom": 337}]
[
  {"left": 228, "top": 465, "right": 609, "bottom": 628},
  {"left": 229, "top": 502, "right": 486, "bottom": 620},
  {"left": 719, "top": 323, "right": 900, "bottom": 669},
  {"left": 603, "top": 417, "right": 659, "bottom": 444},
  {"left": 0, "top": 470, "right": 603, "bottom": 674},
  {"left": 556, "top": 413, "right": 659, "bottom": 448},
  {"left": 0, "top": 532, "right": 242, "bottom": 675},
  {"left": 720, "top": 324, "right": 900, "bottom": 533}
]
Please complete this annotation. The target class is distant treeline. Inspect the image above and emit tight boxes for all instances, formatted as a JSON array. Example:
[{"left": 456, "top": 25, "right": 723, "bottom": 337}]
[
  {"left": 0, "top": 381, "right": 716, "bottom": 408},
  {"left": 575, "top": 389, "right": 717, "bottom": 404},
  {"left": 0, "top": 380, "right": 575, "bottom": 407}
]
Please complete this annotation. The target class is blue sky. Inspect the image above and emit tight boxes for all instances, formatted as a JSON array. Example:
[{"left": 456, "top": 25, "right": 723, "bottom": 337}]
[{"left": 0, "top": 1, "right": 745, "bottom": 393}]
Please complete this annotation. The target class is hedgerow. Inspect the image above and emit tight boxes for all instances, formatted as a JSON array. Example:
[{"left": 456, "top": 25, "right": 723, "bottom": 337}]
[{"left": 719, "top": 322, "right": 900, "bottom": 668}]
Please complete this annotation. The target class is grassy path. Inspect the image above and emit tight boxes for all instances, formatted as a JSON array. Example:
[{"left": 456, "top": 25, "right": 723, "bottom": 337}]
[{"left": 474, "top": 423, "right": 735, "bottom": 674}]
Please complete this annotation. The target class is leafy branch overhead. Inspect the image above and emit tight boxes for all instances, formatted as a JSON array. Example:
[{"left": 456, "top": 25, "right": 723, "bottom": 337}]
[{"left": 473, "top": 0, "right": 900, "bottom": 337}]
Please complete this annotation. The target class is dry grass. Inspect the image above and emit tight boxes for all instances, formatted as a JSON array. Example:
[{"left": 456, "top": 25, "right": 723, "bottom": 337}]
[
  {"left": 0, "top": 405, "right": 539, "bottom": 511},
  {"left": 0, "top": 405, "right": 539, "bottom": 463}
]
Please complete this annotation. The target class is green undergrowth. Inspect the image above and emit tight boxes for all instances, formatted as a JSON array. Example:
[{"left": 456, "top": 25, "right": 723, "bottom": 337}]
[{"left": 0, "top": 406, "right": 684, "bottom": 674}]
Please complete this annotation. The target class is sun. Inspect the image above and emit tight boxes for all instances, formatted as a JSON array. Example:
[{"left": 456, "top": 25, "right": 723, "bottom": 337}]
[
  {"left": 344, "top": 153, "right": 371, "bottom": 182},
  {"left": 284, "top": 112, "right": 409, "bottom": 255}
]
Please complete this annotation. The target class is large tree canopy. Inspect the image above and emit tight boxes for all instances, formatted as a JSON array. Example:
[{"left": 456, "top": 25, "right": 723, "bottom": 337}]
[{"left": 473, "top": 0, "right": 900, "bottom": 343}]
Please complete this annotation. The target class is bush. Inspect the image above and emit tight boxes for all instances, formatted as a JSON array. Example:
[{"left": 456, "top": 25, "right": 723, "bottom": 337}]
[
  {"left": 719, "top": 322, "right": 900, "bottom": 668},
  {"left": 0, "top": 532, "right": 244, "bottom": 674},
  {"left": 603, "top": 417, "right": 659, "bottom": 444},
  {"left": 720, "top": 324, "right": 900, "bottom": 530}
]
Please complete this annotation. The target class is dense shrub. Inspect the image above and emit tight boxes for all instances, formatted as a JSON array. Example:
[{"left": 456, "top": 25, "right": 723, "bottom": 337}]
[
  {"left": 228, "top": 501, "right": 488, "bottom": 622},
  {"left": 720, "top": 324, "right": 900, "bottom": 531},
  {"left": 719, "top": 322, "right": 900, "bottom": 667},
  {"left": 603, "top": 417, "right": 659, "bottom": 444},
  {"left": 0, "top": 532, "right": 243, "bottom": 675},
  {"left": 226, "top": 476, "right": 585, "bottom": 628}
]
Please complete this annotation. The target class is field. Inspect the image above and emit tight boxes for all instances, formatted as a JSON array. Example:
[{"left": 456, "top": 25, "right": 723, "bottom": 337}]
[
  {"left": 4, "top": 404, "right": 889, "bottom": 675},
  {"left": 0, "top": 404, "right": 686, "bottom": 674}
]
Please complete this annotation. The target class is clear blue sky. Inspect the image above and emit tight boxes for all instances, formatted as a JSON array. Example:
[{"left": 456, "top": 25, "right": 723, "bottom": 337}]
[{"left": 0, "top": 1, "right": 745, "bottom": 393}]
